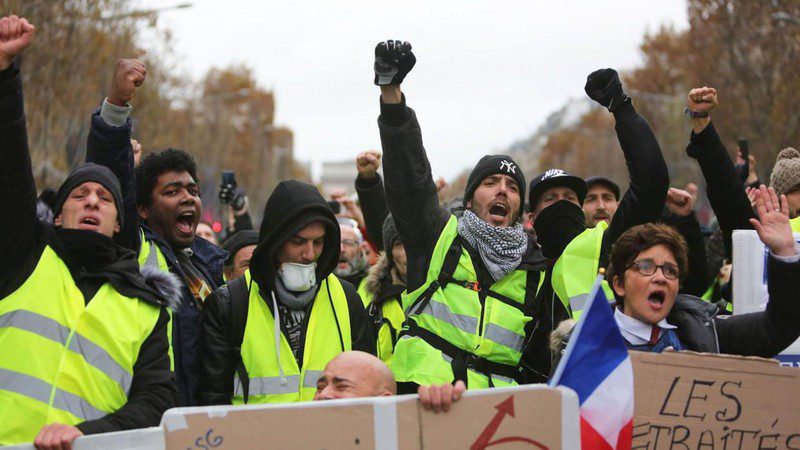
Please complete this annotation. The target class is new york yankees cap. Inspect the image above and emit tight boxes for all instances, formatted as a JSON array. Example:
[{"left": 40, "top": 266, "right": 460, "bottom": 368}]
[{"left": 528, "top": 168, "right": 587, "bottom": 211}]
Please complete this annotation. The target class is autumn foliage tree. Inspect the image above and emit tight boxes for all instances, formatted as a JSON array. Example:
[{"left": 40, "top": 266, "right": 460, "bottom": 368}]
[
  {"left": 538, "top": 0, "right": 800, "bottom": 194},
  {"left": 6, "top": 0, "right": 305, "bottom": 225}
]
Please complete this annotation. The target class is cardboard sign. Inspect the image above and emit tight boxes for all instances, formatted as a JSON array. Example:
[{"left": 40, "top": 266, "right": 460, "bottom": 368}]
[
  {"left": 419, "top": 385, "right": 579, "bottom": 450},
  {"left": 2, "top": 427, "right": 165, "bottom": 450},
  {"left": 732, "top": 229, "right": 800, "bottom": 366},
  {"left": 631, "top": 351, "right": 800, "bottom": 449},
  {"left": 161, "top": 385, "right": 577, "bottom": 450},
  {"left": 162, "top": 396, "right": 419, "bottom": 450}
]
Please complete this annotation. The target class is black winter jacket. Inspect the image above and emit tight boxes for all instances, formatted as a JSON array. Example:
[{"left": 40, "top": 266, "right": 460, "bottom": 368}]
[
  {"left": 355, "top": 173, "right": 390, "bottom": 252},
  {"left": 199, "top": 180, "right": 375, "bottom": 405},
  {"left": 661, "top": 210, "right": 710, "bottom": 297},
  {"left": 377, "top": 96, "right": 546, "bottom": 388},
  {"left": 0, "top": 63, "right": 178, "bottom": 435},
  {"left": 686, "top": 122, "right": 756, "bottom": 258},
  {"left": 86, "top": 106, "right": 228, "bottom": 407},
  {"left": 668, "top": 254, "right": 800, "bottom": 356},
  {"left": 528, "top": 98, "right": 670, "bottom": 380}
]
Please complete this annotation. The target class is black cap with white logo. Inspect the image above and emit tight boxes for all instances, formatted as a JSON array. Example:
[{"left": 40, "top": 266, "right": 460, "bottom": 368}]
[{"left": 528, "top": 169, "right": 587, "bottom": 211}]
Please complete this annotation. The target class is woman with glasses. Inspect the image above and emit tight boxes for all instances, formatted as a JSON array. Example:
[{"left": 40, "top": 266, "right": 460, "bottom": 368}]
[{"left": 604, "top": 186, "right": 800, "bottom": 356}]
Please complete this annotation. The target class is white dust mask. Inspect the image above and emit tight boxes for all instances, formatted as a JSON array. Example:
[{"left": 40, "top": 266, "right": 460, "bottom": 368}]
[{"left": 277, "top": 262, "right": 317, "bottom": 292}]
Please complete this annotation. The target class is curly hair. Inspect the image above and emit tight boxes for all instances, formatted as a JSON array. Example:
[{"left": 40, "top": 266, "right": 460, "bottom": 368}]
[
  {"left": 135, "top": 148, "right": 199, "bottom": 208},
  {"left": 605, "top": 223, "right": 688, "bottom": 306}
]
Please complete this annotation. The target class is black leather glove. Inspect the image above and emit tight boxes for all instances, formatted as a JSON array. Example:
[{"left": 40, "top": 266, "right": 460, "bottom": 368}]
[
  {"left": 374, "top": 40, "right": 416, "bottom": 86},
  {"left": 585, "top": 68, "right": 629, "bottom": 112},
  {"left": 220, "top": 184, "right": 247, "bottom": 211},
  {"left": 219, "top": 184, "right": 234, "bottom": 203}
]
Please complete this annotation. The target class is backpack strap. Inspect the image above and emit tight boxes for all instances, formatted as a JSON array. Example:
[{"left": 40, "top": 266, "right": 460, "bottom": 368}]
[{"left": 227, "top": 275, "right": 250, "bottom": 403}]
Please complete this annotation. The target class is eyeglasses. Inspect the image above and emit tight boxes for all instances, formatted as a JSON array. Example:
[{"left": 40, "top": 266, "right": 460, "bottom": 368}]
[
  {"left": 627, "top": 260, "right": 680, "bottom": 280},
  {"left": 341, "top": 239, "right": 360, "bottom": 248}
]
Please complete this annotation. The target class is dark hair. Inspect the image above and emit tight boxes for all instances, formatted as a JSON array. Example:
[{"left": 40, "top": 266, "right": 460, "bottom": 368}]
[
  {"left": 135, "top": 148, "right": 199, "bottom": 208},
  {"left": 605, "top": 223, "right": 688, "bottom": 306}
]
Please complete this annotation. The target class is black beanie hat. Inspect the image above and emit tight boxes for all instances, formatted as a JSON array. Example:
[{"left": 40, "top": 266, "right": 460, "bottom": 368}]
[
  {"left": 54, "top": 163, "right": 124, "bottom": 227},
  {"left": 222, "top": 230, "right": 259, "bottom": 266},
  {"left": 462, "top": 155, "right": 526, "bottom": 211}
]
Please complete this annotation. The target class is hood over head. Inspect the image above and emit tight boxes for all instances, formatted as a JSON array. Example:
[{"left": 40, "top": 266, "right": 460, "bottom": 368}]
[{"left": 249, "top": 180, "right": 340, "bottom": 291}]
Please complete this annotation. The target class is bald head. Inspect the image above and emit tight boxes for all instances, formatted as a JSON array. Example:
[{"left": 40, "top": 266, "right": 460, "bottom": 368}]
[{"left": 313, "top": 351, "right": 396, "bottom": 401}]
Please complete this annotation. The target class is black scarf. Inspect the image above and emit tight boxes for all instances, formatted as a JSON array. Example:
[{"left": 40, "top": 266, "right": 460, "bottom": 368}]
[
  {"left": 533, "top": 200, "right": 587, "bottom": 261},
  {"left": 49, "top": 227, "right": 163, "bottom": 306}
]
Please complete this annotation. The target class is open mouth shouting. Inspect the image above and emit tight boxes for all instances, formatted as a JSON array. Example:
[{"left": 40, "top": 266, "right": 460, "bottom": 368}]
[
  {"left": 647, "top": 289, "right": 667, "bottom": 311},
  {"left": 78, "top": 214, "right": 102, "bottom": 231},
  {"left": 175, "top": 209, "right": 197, "bottom": 238},
  {"left": 488, "top": 202, "right": 509, "bottom": 222}
]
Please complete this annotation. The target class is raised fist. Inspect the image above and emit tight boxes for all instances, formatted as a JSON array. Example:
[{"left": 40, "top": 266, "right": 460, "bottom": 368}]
[
  {"left": 356, "top": 150, "right": 382, "bottom": 178},
  {"left": 108, "top": 59, "right": 146, "bottom": 107},
  {"left": 584, "top": 68, "right": 627, "bottom": 111},
  {"left": 374, "top": 40, "right": 416, "bottom": 86},
  {"left": 0, "top": 15, "right": 36, "bottom": 70},
  {"left": 687, "top": 87, "right": 718, "bottom": 114},
  {"left": 665, "top": 187, "right": 695, "bottom": 217}
]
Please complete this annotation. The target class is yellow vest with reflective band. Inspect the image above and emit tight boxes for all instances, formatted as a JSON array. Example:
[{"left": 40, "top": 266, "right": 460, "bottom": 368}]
[
  {"left": 137, "top": 229, "right": 175, "bottom": 369},
  {"left": 232, "top": 270, "right": 351, "bottom": 404},
  {"left": 551, "top": 221, "right": 614, "bottom": 320},
  {"left": 392, "top": 216, "right": 534, "bottom": 389},
  {"left": 0, "top": 246, "right": 162, "bottom": 445},
  {"left": 359, "top": 284, "right": 406, "bottom": 366},
  {"left": 791, "top": 217, "right": 800, "bottom": 233}
]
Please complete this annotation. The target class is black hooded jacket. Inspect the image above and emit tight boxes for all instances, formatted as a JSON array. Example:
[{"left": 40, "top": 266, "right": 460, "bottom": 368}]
[
  {"left": 0, "top": 63, "right": 177, "bottom": 435},
  {"left": 199, "top": 180, "right": 375, "bottom": 405}
]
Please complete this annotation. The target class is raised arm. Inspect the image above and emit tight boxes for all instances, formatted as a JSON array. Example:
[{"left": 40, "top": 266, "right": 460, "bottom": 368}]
[
  {"left": 86, "top": 59, "right": 146, "bottom": 252},
  {"left": 716, "top": 186, "right": 800, "bottom": 356},
  {"left": 663, "top": 186, "right": 709, "bottom": 296},
  {"left": 0, "top": 16, "right": 38, "bottom": 288},
  {"left": 684, "top": 87, "right": 755, "bottom": 258},
  {"left": 374, "top": 41, "right": 448, "bottom": 268},
  {"left": 583, "top": 69, "right": 669, "bottom": 253},
  {"left": 354, "top": 150, "right": 390, "bottom": 251}
]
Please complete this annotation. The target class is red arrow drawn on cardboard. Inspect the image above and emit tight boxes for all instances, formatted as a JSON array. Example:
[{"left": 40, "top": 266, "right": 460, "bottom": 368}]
[{"left": 469, "top": 396, "right": 549, "bottom": 450}]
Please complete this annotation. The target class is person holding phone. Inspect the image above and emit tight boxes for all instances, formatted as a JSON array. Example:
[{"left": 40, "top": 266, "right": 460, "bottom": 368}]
[{"left": 219, "top": 171, "right": 254, "bottom": 237}]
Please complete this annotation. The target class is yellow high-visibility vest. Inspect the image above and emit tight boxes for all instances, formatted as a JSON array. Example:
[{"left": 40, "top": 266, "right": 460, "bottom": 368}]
[
  {"left": 0, "top": 246, "right": 162, "bottom": 445},
  {"left": 233, "top": 270, "right": 351, "bottom": 404}
]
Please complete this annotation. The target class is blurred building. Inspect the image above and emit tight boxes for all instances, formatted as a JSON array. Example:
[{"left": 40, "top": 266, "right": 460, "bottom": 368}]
[{"left": 319, "top": 159, "right": 357, "bottom": 197}]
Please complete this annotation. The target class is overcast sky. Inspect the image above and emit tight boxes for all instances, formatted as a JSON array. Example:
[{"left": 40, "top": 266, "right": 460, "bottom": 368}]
[{"left": 141, "top": 0, "right": 687, "bottom": 180}]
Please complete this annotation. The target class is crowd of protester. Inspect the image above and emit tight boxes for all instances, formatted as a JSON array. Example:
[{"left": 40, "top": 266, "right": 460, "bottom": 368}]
[{"left": 1, "top": 16, "right": 800, "bottom": 449}]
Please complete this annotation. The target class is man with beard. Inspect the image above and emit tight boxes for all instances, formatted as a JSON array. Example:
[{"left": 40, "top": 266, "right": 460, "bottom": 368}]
[
  {"left": 0, "top": 16, "right": 178, "bottom": 447},
  {"left": 335, "top": 220, "right": 369, "bottom": 287},
  {"left": 372, "top": 41, "right": 546, "bottom": 392},
  {"left": 200, "top": 180, "right": 375, "bottom": 405},
  {"left": 582, "top": 176, "right": 620, "bottom": 227},
  {"left": 85, "top": 59, "right": 227, "bottom": 406}
]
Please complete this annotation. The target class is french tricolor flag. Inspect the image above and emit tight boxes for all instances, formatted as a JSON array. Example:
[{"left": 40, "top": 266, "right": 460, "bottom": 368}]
[{"left": 549, "top": 275, "right": 633, "bottom": 450}]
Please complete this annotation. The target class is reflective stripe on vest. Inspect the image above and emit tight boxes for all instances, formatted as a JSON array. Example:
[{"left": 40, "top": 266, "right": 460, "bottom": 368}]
[
  {"left": 137, "top": 230, "right": 175, "bottom": 371},
  {"left": 551, "top": 221, "right": 614, "bottom": 320},
  {"left": 392, "top": 215, "right": 535, "bottom": 389},
  {"left": 138, "top": 230, "right": 170, "bottom": 272},
  {"left": 233, "top": 270, "right": 351, "bottom": 404},
  {"left": 0, "top": 246, "right": 162, "bottom": 445}
]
